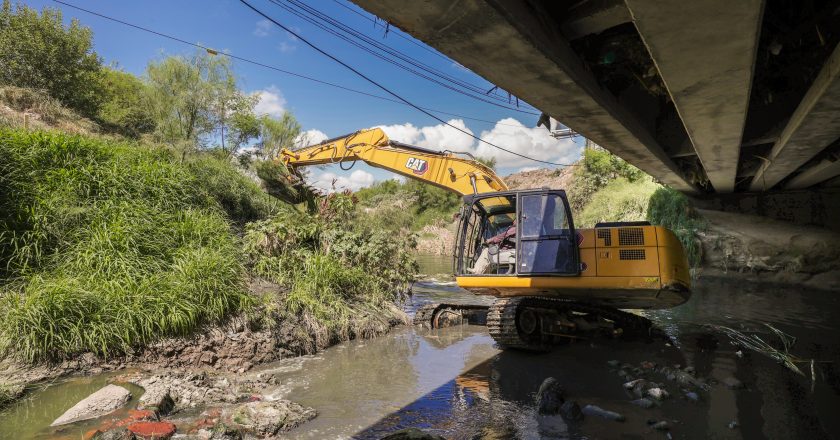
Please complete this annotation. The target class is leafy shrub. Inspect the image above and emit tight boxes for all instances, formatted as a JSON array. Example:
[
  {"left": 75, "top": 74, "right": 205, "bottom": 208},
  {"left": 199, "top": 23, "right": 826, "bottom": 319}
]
[
  {"left": 569, "top": 148, "right": 643, "bottom": 211},
  {"left": 0, "top": 1, "right": 102, "bottom": 117},
  {"left": 647, "top": 186, "right": 706, "bottom": 267},
  {"left": 96, "top": 68, "right": 156, "bottom": 137},
  {"left": 0, "top": 129, "right": 260, "bottom": 361},
  {"left": 244, "top": 191, "right": 417, "bottom": 345}
]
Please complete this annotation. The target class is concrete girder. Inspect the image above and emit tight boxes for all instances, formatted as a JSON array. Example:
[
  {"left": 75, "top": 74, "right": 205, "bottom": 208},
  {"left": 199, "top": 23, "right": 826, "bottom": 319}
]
[
  {"left": 351, "top": 0, "right": 695, "bottom": 192},
  {"left": 561, "top": 0, "right": 631, "bottom": 41},
  {"left": 750, "top": 42, "right": 840, "bottom": 191},
  {"left": 625, "top": 0, "right": 764, "bottom": 193},
  {"left": 785, "top": 158, "right": 840, "bottom": 189}
]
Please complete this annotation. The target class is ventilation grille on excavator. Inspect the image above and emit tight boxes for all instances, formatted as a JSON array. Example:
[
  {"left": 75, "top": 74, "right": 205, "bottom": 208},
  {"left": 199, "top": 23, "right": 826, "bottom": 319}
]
[
  {"left": 597, "top": 229, "right": 611, "bottom": 246},
  {"left": 618, "top": 228, "right": 644, "bottom": 246},
  {"left": 619, "top": 249, "right": 646, "bottom": 260}
]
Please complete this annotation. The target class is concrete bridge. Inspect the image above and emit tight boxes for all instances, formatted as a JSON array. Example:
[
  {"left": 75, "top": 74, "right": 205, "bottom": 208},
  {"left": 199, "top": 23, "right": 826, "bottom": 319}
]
[{"left": 352, "top": 0, "right": 840, "bottom": 229}]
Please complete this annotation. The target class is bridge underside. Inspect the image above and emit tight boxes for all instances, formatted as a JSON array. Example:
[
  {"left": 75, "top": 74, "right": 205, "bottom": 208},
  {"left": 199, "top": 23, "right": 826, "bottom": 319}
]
[{"left": 352, "top": 0, "right": 840, "bottom": 229}]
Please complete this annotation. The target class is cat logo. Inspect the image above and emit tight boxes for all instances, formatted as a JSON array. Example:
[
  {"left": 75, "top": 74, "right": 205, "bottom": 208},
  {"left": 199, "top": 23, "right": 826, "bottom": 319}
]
[{"left": 405, "top": 157, "right": 428, "bottom": 176}]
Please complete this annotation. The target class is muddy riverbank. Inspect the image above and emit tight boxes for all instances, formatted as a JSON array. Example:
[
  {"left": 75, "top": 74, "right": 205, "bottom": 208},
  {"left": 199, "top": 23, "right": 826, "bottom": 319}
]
[{"left": 2, "top": 256, "right": 840, "bottom": 439}]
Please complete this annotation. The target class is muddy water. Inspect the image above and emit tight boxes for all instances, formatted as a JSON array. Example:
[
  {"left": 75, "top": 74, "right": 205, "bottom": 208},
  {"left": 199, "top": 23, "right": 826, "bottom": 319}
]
[
  {"left": 2, "top": 256, "right": 839, "bottom": 439},
  {"left": 0, "top": 374, "right": 144, "bottom": 439},
  {"left": 268, "top": 258, "right": 840, "bottom": 439}
]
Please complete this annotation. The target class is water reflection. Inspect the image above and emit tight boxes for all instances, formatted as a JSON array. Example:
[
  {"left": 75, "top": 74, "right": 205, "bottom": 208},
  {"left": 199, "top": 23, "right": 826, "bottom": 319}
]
[{"left": 315, "top": 270, "right": 839, "bottom": 439}]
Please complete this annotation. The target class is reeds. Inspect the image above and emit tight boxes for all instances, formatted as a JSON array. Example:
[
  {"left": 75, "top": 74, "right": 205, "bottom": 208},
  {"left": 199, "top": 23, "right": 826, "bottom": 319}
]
[
  {"left": 711, "top": 323, "right": 817, "bottom": 386},
  {"left": 0, "top": 129, "right": 264, "bottom": 362}
]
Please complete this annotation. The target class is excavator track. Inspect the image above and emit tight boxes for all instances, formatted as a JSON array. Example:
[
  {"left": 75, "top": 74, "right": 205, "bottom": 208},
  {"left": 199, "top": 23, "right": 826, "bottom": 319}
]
[
  {"left": 487, "top": 297, "right": 654, "bottom": 351},
  {"left": 413, "top": 303, "right": 489, "bottom": 329}
]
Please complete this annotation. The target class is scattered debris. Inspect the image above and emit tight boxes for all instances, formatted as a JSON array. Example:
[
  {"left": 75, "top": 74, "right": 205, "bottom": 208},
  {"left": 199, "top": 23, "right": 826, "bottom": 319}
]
[
  {"left": 126, "top": 421, "right": 176, "bottom": 440},
  {"left": 710, "top": 324, "right": 816, "bottom": 384}
]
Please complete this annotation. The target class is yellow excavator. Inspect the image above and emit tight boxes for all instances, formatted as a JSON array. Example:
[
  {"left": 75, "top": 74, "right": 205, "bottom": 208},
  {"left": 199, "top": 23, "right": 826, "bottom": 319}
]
[{"left": 280, "top": 128, "right": 691, "bottom": 350}]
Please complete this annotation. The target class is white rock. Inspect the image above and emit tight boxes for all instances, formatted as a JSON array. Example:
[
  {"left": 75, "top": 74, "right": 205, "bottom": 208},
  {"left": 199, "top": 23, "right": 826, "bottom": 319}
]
[
  {"left": 50, "top": 384, "right": 131, "bottom": 426},
  {"left": 647, "top": 387, "right": 670, "bottom": 400}
]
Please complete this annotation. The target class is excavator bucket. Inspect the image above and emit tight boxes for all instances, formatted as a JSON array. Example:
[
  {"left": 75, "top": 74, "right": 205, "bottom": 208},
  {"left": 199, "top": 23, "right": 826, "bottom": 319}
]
[{"left": 255, "top": 160, "right": 319, "bottom": 211}]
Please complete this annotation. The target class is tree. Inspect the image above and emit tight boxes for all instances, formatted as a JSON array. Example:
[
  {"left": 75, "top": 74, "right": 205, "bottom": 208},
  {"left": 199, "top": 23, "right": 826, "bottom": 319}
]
[
  {"left": 97, "top": 67, "right": 155, "bottom": 137},
  {"left": 0, "top": 0, "right": 102, "bottom": 116},
  {"left": 224, "top": 111, "right": 260, "bottom": 158},
  {"left": 256, "top": 112, "right": 301, "bottom": 159},
  {"left": 146, "top": 51, "right": 261, "bottom": 159}
]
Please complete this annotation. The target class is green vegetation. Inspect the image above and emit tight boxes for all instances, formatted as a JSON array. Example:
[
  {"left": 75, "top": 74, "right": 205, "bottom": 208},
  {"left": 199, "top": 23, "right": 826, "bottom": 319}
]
[
  {"left": 568, "top": 148, "right": 644, "bottom": 212},
  {"left": 0, "top": 0, "right": 102, "bottom": 117},
  {"left": 646, "top": 186, "right": 706, "bottom": 267},
  {"left": 97, "top": 68, "right": 155, "bottom": 137},
  {"left": 244, "top": 192, "right": 416, "bottom": 349},
  {"left": 576, "top": 177, "right": 659, "bottom": 227},
  {"left": 356, "top": 179, "right": 460, "bottom": 231},
  {"left": 0, "top": 129, "right": 276, "bottom": 362},
  {"left": 0, "top": 0, "right": 412, "bottom": 359}
]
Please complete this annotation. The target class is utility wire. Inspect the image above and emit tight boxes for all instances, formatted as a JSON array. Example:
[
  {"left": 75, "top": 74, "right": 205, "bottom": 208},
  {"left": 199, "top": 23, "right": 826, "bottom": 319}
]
[
  {"left": 267, "top": 0, "right": 538, "bottom": 114},
  {"left": 49, "top": 0, "right": 534, "bottom": 128},
  {"left": 284, "top": 0, "right": 534, "bottom": 109},
  {"left": 50, "top": 0, "right": 573, "bottom": 165},
  {"left": 330, "top": 0, "right": 451, "bottom": 62},
  {"left": 240, "top": 0, "right": 575, "bottom": 166}
]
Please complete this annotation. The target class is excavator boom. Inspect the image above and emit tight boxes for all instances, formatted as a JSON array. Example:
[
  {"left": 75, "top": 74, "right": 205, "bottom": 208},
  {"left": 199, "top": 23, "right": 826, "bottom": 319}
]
[{"left": 279, "top": 128, "right": 507, "bottom": 196}]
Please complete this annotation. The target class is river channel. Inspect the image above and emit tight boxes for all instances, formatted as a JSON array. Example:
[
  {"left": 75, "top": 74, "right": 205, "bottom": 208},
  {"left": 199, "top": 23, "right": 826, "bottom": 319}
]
[{"left": 1, "top": 254, "right": 838, "bottom": 439}]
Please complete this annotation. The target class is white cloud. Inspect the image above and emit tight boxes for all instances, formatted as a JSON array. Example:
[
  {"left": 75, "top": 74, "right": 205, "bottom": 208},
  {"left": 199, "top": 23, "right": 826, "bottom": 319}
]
[
  {"left": 375, "top": 118, "right": 582, "bottom": 168},
  {"left": 310, "top": 170, "right": 375, "bottom": 193},
  {"left": 294, "top": 129, "right": 329, "bottom": 148},
  {"left": 475, "top": 118, "right": 582, "bottom": 167},
  {"left": 253, "top": 19, "right": 272, "bottom": 37},
  {"left": 517, "top": 166, "right": 540, "bottom": 173},
  {"left": 253, "top": 86, "right": 286, "bottom": 118},
  {"left": 377, "top": 119, "right": 475, "bottom": 151}
]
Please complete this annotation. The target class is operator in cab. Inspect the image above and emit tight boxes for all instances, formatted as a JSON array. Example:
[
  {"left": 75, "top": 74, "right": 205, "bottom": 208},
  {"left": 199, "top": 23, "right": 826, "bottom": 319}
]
[{"left": 470, "top": 220, "right": 516, "bottom": 274}]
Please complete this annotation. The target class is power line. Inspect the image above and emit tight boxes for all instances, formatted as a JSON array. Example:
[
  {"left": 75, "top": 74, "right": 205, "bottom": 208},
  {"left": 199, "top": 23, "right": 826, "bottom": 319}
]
[
  {"left": 330, "top": 0, "right": 451, "bottom": 62},
  {"left": 48, "top": 0, "right": 536, "bottom": 128},
  {"left": 266, "top": 0, "right": 539, "bottom": 114},
  {"left": 290, "top": 0, "right": 535, "bottom": 108},
  {"left": 49, "top": 0, "right": 573, "bottom": 165},
  {"left": 240, "top": 0, "right": 576, "bottom": 166}
]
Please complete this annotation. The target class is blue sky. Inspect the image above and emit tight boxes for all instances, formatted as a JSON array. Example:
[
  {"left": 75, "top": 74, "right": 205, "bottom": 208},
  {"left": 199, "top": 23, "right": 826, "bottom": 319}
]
[{"left": 28, "top": 0, "right": 583, "bottom": 190}]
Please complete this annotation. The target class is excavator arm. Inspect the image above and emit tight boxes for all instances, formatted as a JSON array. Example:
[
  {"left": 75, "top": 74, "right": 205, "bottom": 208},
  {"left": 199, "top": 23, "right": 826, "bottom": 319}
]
[{"left": 279, "top": 128, "right": 507, "bottom": 196}]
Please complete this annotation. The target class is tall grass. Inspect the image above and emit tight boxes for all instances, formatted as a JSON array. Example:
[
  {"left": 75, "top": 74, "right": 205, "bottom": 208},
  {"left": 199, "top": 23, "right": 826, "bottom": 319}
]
[
  {"left": 0, "top": 129, "right": 261, "bottom": 361},
  {"left": 576, "top": 177, "right": 660, "bottom": 228},
  {"left": 646, "top": 186, "right": 706, "bottom": 267}
]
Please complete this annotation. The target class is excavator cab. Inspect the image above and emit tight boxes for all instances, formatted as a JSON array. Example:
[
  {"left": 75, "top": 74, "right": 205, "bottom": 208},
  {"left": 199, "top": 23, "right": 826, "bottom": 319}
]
[{"left": 455, "top": 190, "right": 579, "bottom": 277}]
